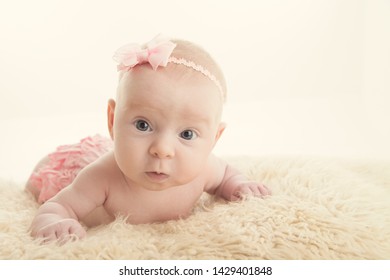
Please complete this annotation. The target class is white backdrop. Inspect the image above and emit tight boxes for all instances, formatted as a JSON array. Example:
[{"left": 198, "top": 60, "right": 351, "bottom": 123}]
[{"left": 1, "top": 0, "right": 389, "bottom": 182}]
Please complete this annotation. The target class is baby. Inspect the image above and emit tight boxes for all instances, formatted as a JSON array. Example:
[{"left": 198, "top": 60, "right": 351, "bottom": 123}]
[{"left": 26, "top": 35, "right": 271, "bottom": 243}]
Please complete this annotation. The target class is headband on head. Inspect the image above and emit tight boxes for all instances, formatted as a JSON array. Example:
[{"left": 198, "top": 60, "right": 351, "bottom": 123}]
[{"left": 113, "top": 35, "right": 225, "bottom": 101}]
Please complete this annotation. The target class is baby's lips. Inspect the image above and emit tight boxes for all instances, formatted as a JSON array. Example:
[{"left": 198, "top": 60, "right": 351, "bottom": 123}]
[{"left": 145, "top": 171, "right": 170, "bottom": 182}]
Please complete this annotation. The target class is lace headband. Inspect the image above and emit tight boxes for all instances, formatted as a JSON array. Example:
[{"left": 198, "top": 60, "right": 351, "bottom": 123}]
[{"left": 113, "top": 35, "right": 225, "bottom": 100}]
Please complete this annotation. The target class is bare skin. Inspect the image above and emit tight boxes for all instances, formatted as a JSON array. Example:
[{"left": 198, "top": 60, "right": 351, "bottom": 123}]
[{"left": 28, "top": 65, "right": 271, "bottom": 243}]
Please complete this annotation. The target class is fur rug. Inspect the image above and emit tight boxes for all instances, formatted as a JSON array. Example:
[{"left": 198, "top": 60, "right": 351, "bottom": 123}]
[{"left": 1, "top": 156, "right": 389, "bottom": 259}]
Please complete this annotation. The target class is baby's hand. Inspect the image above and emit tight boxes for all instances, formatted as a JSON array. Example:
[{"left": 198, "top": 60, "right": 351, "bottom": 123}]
[
  {"left": 230, "top": 180, "right": 271, "bottom": 201},
  {"left": 33, "top": 218, "right": 86, "bottom": 244}
]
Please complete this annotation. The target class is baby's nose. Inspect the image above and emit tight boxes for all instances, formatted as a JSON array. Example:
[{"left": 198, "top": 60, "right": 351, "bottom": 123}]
[{"left": 149, "top": 137, "right": 175, "bottom": 159}]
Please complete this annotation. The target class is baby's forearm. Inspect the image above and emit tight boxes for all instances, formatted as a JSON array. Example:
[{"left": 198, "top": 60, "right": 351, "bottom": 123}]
[
  {"left": 215, "top": 164, "right": 247, "bottom": 200},
  {"left": 30, "top": 201, "right": 78, "bottom": 236}
]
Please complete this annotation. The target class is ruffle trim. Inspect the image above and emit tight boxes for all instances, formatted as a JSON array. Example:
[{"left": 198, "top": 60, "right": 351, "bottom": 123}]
[{"left": 29, "top": 135, "right": 113, "bottom": 203}]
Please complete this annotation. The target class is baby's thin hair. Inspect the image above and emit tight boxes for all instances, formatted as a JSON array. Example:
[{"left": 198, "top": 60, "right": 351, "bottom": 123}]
[
  {"left": 170, "top": 39, "right": 227, "bottom": 101},
  {"left": 115, "top": 36, "right": 227, "bottom": 102}
]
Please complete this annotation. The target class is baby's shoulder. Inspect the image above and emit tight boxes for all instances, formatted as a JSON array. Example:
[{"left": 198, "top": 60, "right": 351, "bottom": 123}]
[
  {"left": 75, "top": 151, "right": 119, "bottom": 187},
  {"left": 90, "top": 151, "right": 118, "bottom": 172},
  {"left": 202, "top": 154, "right": 227, "bottom": 190},
  {"left": 206, "top": 154, "right": 227, "bottom": 172}
]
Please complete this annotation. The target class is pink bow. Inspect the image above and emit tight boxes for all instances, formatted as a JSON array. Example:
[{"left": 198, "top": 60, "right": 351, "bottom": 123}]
[{"left": 113, "top": 35, "right": 177, "bottom": 71}]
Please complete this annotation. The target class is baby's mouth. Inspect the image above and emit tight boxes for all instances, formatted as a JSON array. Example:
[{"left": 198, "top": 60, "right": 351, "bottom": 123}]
[{"left": 145, "top": 171, "right": 169, "bottom": 182}]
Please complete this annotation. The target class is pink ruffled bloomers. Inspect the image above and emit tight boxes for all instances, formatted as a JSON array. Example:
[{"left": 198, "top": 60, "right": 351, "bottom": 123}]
[{"left": 29, "top": 135, "right": 113, "bottom": 203}]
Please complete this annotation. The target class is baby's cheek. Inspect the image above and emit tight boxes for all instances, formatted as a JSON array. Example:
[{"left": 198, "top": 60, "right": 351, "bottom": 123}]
[{"left": 176, "top": 156, "right": 205, "bottom": 183}]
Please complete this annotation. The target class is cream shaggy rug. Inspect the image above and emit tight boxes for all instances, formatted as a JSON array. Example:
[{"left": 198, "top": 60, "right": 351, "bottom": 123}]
[{"left": 1, "top": 156, "right": 389, "bottom": 259}]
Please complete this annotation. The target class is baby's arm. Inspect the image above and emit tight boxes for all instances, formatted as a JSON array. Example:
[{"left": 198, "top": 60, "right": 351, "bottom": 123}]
[
  {"left": 205, "top": 155, "right": 271, "bottom": 201},
  {"left": 30, "top": 161, "right": 108, "bottom": 243},
  {"left": 30, "top": 199, "right": 87, "bottom": 243}
]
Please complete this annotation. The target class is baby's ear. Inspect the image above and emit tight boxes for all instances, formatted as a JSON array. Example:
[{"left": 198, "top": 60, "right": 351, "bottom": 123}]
[
  {"left": 214, "top": 122, "right": 226, "bottom": 143},
  {"left": 107, "top": 99, "right": 116, "bottom": 139}
]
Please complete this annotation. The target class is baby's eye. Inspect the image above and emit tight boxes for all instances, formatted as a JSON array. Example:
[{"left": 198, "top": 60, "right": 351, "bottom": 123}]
[
  {"left": 180, "top": 130, "right": 197, "bottom": 140},
  {"left": 135, "top": 120, "right": 151, "bottom": 132}
]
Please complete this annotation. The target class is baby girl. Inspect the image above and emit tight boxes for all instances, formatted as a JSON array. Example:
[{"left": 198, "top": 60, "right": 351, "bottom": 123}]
[{"left": 26, "top": 35, "right": 271, "bottom": 243}]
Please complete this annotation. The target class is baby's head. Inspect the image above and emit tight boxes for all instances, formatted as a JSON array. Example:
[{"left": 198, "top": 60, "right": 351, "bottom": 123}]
[
  {"left": 168, "top": 38, "right": 227, "bottom": 102},
  {"left": 108, "top": 35, "right": 227, "bottom": 190},
  {"left": 114, "top": 35, "right": 227, "bottom": 116}
]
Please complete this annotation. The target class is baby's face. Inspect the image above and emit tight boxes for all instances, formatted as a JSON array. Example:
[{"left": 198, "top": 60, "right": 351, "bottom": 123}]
[{"left": 111, "top": 66, "right": 224, "bottom": 191}]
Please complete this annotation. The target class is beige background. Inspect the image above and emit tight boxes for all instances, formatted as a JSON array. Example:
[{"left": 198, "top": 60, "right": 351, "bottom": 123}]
[{"left": 0, "top": 0, "right": 389, "bottom": 182}]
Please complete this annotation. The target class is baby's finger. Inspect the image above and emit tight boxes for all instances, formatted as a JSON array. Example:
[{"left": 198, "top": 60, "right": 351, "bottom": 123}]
[
  {"left": 232, "top": 186, "right": 252, "bottom": 201},
  {"left": 69, "top": 224, "right": 87, "bottom": 239},
  {"left": 57, "top": 225, "right": 86, "bottom": 244},
  {"left": 259, "top": 184, "right": 271, "bottom": 196},
  {"left": 40, "top": 231, "right": 57, "bottom": 244},
  {"left": 231, "top": 191, "right": 242, "bottom": 201},
  {"left": 248, "top": 184, "right": 262, "bottom": 197}
]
